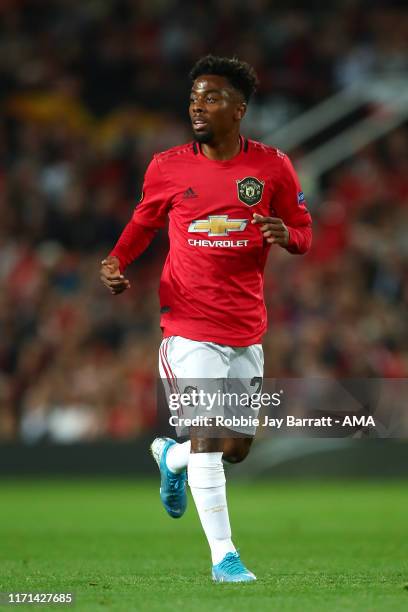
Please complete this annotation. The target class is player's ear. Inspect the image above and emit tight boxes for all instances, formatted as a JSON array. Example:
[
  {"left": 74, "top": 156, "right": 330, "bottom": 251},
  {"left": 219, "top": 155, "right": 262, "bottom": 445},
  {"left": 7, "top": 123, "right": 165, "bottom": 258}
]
[{"left": 235, "top": 101, "right": 247, "bottom": 121}]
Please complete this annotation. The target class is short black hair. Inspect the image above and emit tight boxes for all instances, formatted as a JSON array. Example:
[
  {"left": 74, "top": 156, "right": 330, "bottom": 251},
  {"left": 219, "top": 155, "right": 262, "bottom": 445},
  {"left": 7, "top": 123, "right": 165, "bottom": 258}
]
[{"left": 189, "top": 55, "right": 258, "bottom": 103}]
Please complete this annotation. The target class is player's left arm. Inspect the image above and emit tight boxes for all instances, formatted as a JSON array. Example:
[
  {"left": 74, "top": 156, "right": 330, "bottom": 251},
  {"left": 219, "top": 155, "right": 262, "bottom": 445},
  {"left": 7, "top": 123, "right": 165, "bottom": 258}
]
[{"left": 252, "top": 154, "right": 312, "bottom": 254}]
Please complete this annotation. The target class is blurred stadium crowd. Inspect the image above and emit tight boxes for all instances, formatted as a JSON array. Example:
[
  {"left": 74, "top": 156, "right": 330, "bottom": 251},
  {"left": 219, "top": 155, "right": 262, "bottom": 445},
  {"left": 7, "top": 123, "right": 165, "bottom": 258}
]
[{"left": 0, "top": 0, "right": 407, "bottom": 442}]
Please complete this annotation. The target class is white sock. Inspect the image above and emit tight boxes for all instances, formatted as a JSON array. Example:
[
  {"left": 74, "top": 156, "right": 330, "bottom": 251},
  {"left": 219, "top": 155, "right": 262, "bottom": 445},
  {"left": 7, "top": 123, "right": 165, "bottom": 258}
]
[
  {"left": 166, "top": 440, "right": 191, "bottom": 473},
  {"left": 188, "top": 452, "right": 236, "bottom": 565}
]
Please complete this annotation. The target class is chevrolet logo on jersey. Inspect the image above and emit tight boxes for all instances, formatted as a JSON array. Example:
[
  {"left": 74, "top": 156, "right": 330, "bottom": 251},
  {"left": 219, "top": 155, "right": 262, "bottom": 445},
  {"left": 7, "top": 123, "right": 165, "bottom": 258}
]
[{"left": 188, "top": 215, "right": 248, "bottom": 237}]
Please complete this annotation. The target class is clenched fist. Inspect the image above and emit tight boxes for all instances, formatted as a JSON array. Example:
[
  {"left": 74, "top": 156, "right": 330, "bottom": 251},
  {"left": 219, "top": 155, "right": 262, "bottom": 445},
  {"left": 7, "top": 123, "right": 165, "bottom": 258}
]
[
  {"left": 251, "top": 213, "right": 289, "bottom": 246},
  {"left": 100, "top": 256, "right": 131, "bottom": 295}
]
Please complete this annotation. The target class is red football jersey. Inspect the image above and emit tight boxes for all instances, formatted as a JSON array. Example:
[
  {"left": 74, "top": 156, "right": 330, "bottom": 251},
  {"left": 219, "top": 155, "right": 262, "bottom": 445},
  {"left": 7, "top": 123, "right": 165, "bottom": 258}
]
[{"left": 111, "top": 137, "right": 312, "bottom": 346}]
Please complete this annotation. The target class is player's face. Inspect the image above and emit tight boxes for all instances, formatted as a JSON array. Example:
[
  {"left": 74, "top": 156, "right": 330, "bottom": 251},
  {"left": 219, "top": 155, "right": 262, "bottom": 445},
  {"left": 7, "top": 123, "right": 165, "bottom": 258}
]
[{"left": 189, "top": 75, "right": 246, "bottom": 144}]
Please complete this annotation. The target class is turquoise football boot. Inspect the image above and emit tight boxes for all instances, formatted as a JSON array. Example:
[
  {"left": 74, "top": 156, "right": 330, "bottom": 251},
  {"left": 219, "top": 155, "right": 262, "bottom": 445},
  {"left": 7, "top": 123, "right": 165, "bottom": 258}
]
[
  {"left": 212, "top": 552, "right": 256, "bottom": 583},
  {"left": 150, "top": 437, "right": 187, "bottom": 518}
]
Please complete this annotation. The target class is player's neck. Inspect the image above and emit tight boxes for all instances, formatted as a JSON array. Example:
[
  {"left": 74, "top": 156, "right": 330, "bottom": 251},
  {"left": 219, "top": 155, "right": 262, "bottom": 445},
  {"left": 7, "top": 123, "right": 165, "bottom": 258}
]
[{"left": 201, "top": 133, "right": 241, "bottom": 161}]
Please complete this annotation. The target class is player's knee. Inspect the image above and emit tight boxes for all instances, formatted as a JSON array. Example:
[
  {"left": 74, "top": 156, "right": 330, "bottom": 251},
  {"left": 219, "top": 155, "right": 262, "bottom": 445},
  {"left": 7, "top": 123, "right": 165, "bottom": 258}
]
[
  {"left": 223, "top": 451, "right": 247, "bottom": 464},
  {"left": 223, "top": 440, "right": 251, "bottom": 463}
]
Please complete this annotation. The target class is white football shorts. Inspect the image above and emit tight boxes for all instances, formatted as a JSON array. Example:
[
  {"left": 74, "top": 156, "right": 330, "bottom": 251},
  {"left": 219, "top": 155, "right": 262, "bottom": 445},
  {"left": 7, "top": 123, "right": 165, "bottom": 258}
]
[{"left": 158, "top": 335, "right": 264, "bottom": 436}]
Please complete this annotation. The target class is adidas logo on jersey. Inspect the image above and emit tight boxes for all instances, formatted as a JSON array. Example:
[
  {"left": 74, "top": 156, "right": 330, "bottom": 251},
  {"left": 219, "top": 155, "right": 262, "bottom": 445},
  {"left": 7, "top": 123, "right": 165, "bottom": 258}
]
[{"left": 182, "top": 187, "right": 198, "bottom": 199}]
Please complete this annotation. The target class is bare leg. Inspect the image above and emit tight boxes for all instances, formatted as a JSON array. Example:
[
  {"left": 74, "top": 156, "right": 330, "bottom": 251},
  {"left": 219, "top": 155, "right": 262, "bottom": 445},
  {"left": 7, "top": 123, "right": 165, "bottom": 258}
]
[{"left": 190, "top": 425, "right": 254, "bottom": 462}]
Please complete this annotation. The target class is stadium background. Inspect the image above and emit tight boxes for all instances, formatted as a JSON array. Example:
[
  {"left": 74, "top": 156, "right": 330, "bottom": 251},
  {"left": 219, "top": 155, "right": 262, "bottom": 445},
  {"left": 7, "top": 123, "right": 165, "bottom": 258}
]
[
  {"left": 1, "top": 0, "right": 407, "bottom": 454},
  {"left": 1, "top": 2, "right": 407, "bottom": 610}
]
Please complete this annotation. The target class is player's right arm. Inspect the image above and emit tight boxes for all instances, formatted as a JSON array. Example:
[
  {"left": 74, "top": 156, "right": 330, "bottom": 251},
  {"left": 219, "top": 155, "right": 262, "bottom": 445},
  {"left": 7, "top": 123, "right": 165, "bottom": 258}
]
[
  {"left": 100, "top": 156, "right": 173, "bottom": 295},
  {"left": 100, "top": 255, "right": 131, "bottom": 295}
]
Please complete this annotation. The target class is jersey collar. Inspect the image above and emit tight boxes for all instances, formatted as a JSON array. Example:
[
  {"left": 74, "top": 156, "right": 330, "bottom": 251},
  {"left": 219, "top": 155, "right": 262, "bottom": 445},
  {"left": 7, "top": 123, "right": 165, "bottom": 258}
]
[{"left": 193, "top": 135, "right": 248, "bottom": 163}]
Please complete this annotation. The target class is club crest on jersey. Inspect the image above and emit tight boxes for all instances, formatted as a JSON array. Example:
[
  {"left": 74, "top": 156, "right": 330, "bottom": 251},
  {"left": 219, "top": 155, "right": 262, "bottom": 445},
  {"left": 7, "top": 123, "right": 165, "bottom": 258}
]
[{"left": 236, "top": 177, "right": 265, "bottom": 206}]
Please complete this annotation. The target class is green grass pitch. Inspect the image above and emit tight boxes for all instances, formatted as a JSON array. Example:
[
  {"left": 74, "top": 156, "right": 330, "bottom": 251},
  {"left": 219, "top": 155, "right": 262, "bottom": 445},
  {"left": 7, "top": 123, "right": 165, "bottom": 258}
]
[{"left": 1, "top": 479, "right": 408, "bottom": 611}]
